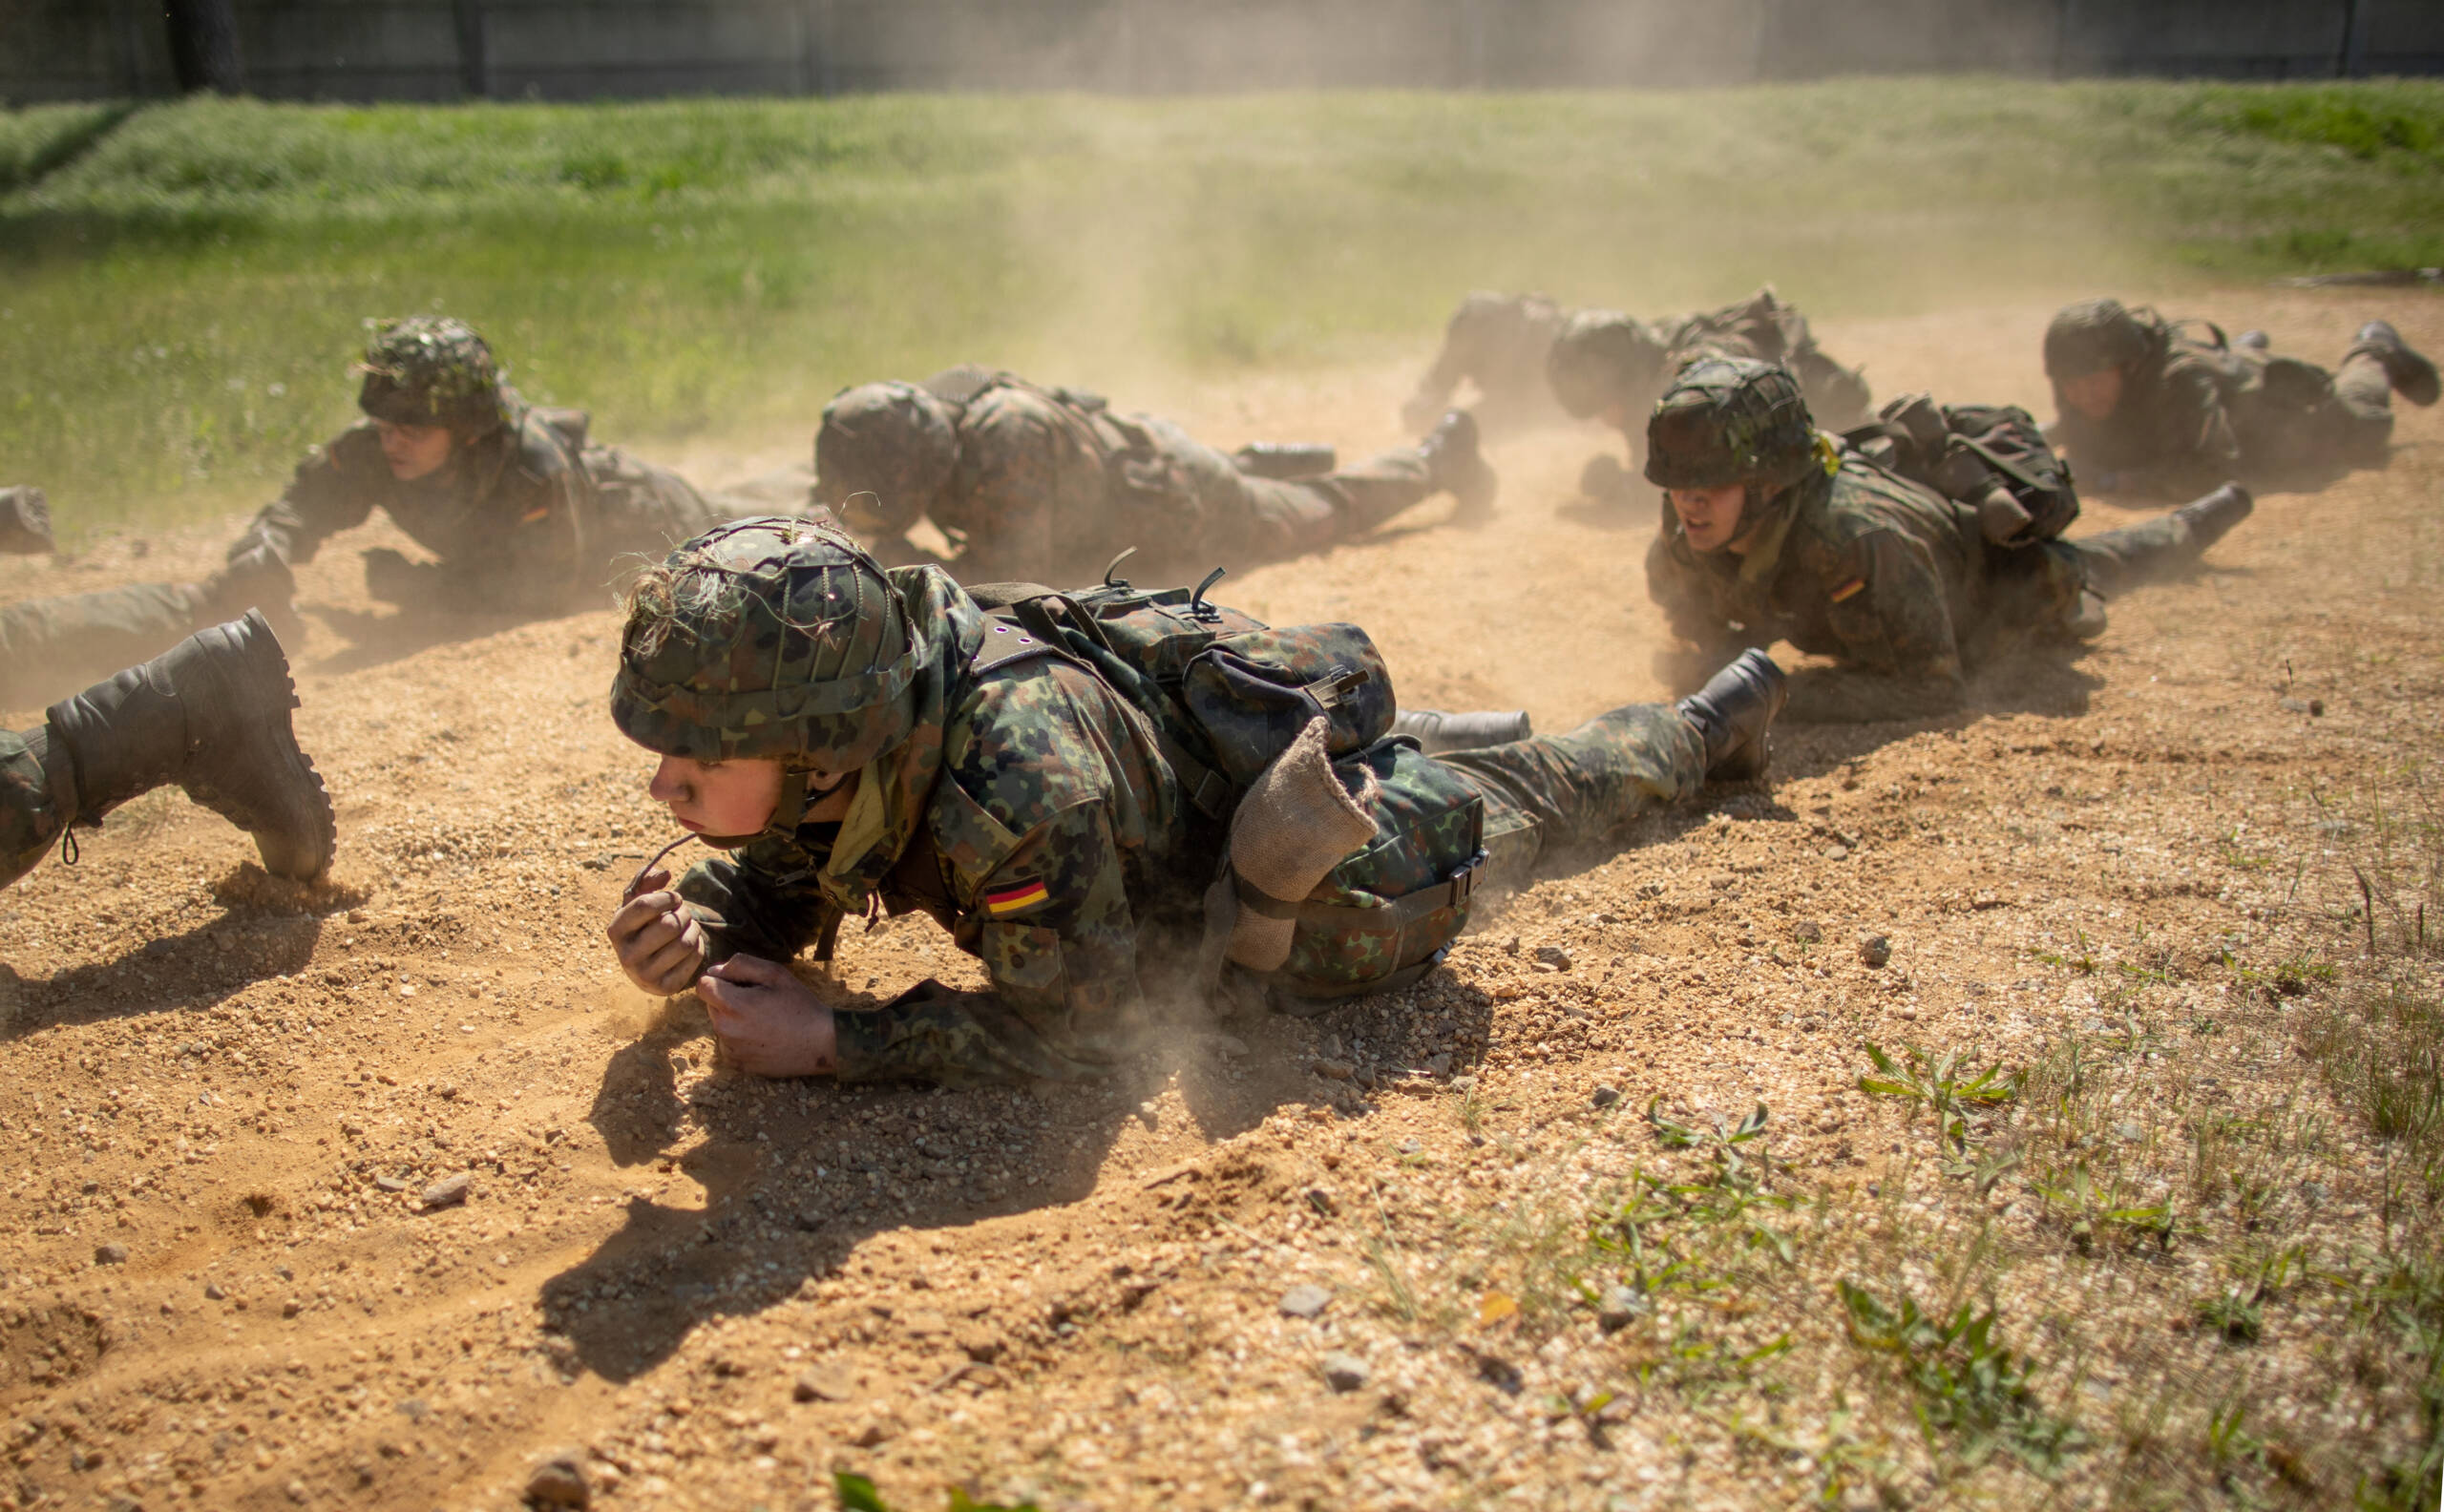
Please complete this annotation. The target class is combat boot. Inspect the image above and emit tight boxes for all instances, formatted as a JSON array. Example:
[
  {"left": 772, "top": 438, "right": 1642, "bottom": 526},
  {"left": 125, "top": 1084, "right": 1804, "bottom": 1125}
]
[
  {"left": 198, "top": 544, "right": 297, "bottom": 623},
  {"left": 1420, "top": 410, "right": 1498, "bottom": 525},
  {"left": 44, "top": 610, "right": 336, "bottom": 880},
  {"left": 1675, "top": 649, "right": 1787, "bottom": 783},
  {"left": 1390, "top": 707, "right": 1533, "bottom": 754},
  {"left": 2065, "top": 587, "right": 2110, "bottom": 641},
  {"left": 0, "top": 486, "right": 53, "bottom": 556},
  {"left": 2171, "top": 482, "right": 2254, "bottom": 554},
  {"left": 2347, "top": 321, "right": 2440, "bottom": 407}
]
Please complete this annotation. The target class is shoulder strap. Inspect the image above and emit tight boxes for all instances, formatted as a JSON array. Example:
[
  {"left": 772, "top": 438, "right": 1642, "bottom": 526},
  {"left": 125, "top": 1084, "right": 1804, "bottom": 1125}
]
[{"left": 967, "top": 597, "right": 1236, "bottom": 822}]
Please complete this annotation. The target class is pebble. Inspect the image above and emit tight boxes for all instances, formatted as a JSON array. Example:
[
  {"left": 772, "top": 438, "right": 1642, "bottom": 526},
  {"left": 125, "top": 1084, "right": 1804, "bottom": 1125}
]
[
  {"left": 1858, "top": 934, "right": 1892, "bottom": 968},
  {"left": 421, "top": 1172, "right": 472, "bottom": 1209},
  {"left": 792, "top": 1367, "right": 855, "bottom": 1403},
  {"left": 1533, "top": 945, "right": 1573, "bottom": 972},
  {"left": 1278, "top": 1284, "right": 1331, "bottom": 1320},
  {"left": 1321, "top": 1353, "right": 1369, "bottom": 1393},
  {"left": 1597, "top": 1285, "right": 1646, "bottom": 1333},
  {"left": 203, "top": 1283, "right": 226, "bottom": 1301},
  {"left": 1310, "top": 1059, "right": 1354, "bottom": 1082},
  {"left": 94, "top": 1243, "right": 128, "bottom": 1266},
  {"left": 1590, "top": 1084, "right": 1621, "bottom": 1109},
  {"left": 1792, "top": 919, "right": 1823, "bottom": 943},
  {"left": 373, "top": 1175, "right": 409, "bottom": 1193},
  {"left": 525, "top": 1453, "right": 591, "bottom": 1508}
]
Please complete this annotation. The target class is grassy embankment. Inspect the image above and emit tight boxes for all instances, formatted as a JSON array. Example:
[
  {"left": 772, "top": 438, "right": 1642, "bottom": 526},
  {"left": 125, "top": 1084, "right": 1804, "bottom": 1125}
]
[{"left": 0, "top": 79, "right": 2441, "bottom": 537}]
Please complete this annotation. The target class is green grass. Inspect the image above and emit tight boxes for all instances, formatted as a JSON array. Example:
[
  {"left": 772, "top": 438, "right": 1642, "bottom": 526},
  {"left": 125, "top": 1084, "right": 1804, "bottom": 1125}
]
[{"left": 4, "top": 78, "right": 2444, "bottom": 536}]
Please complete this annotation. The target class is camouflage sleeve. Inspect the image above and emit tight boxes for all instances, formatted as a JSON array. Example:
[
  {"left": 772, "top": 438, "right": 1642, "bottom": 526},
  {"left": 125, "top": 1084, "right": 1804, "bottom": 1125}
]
[
  {"left": 233, "top": 430, "right": 380, "bottom": 565},
  {"left": 1781, "top": 529, "right": 1967, "bottom": 723},
  {"left": 1644, "top": 529, "right": 1728, "bottom": 649},
  {"left": 2124, "top": 362, "right": 2242, "bottom": 499},
  {"left": 673, "top": 840, "right": 834, "bottom": 966},
  {"left": 832, "top": 802, "right": 1142, "bottom": 1085}
]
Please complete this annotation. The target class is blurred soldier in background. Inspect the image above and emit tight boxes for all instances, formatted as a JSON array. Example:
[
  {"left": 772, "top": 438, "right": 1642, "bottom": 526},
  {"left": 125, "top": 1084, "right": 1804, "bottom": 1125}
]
[
  {"left": 1, "top": 317, "right": 782, "bottom": 709},
  {"left": 2044, "top": 297, "right": 2438, "bottom": 499},
  {"left": 0, "top": 610, "right": 333, "bottom": 891},
  {"left": 1543, "top": 287, "right": 1872, "bottom": 508},
  {"left": 814, "top": 366, "right": 1496, "bottom": 586},
  {"left": 1399, "top": 292, "right": 1574, "bottom": 434},
  {"left": 1642, "top": 357, "right": 2254, "bottom": 722}
]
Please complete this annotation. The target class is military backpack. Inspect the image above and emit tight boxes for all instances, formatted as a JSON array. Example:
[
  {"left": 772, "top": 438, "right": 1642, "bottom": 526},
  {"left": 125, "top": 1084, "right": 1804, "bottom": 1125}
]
[{"left": 963, "top": 568, "right": 1486, "bottom": 1009}]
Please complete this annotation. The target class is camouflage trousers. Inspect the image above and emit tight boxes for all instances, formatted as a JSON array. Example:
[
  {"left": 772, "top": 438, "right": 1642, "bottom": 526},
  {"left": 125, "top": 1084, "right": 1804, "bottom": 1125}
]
[
  {"left": 2236, "top": 350, "right": 2396, "bottom": 476},
  {"left": 1149, "top": 419, "right": 1440, "bottom": 565},
  {"left": 0, "top": 582, "right": 203, "bottom": 713},
  {"left": 1438, "top": 701, "right": 1708, "bottom": 900},
  {"left": 0, "top": 727, "right": 70, "bottom": 891},
  {"left": 1972, "top": 509, "right": 2222, "bottom": 646}
]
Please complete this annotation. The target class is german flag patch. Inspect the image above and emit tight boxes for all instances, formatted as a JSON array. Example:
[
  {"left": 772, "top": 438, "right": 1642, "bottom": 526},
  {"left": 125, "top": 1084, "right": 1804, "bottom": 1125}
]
[
  {"left": 1829, "top": 578, "right": 1867, "bottom": 603},
  {"left": 984, "top": 877, "right": 1050, "bottom": 917}
]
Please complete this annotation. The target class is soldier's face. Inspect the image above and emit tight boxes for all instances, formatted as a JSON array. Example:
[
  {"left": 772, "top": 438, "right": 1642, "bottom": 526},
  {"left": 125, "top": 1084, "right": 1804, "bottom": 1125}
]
[
  {"left": 2057, "top": 367, "right": 2124, "bottom": 422},
  {"left": 649, "top": 755, "right": 786, "bottom": 837},
  {"left": 375, "top": 420, "right": 455, "bottom": 481},
  {"left": 1668, "top": 485, "right": 1749, "bottom": 553}
]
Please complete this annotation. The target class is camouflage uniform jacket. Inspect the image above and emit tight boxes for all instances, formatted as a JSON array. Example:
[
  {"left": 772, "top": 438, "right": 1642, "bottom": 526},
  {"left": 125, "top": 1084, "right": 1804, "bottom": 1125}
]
[
  {"left": 1647, "top": 456, "right": 1983, "bottom": 720},
  {"left": 673, "top": 566, "right": 1200, "bottom": 1084},
  {"left": 233, "top": 391, "right": 703, "bottom": 615},
  {"left": 2050, "top": 334, "right": 2244, "bottom": 500}
]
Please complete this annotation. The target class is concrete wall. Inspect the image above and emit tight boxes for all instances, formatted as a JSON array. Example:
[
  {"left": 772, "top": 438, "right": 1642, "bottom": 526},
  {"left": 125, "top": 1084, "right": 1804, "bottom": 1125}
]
[{"left": 7, "top": 0, "right": 2442, "bottom": 105}]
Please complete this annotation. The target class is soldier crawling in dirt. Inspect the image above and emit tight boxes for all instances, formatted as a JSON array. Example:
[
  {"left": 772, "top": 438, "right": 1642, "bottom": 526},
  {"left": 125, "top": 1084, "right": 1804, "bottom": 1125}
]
[
  {"left": 2044, "top": 297, "right": 2439, "bottom": 499},
  {"left": 813, "top": 366, "right": 1497, "bottom": 587},
  {"left": 600, "top": 516, "right": 1784, "bottom": 1084},
  {"left": 1402, "top": 287, "right": 1871, "bottom": 502},
  {"left": 1642, "top": 356, "right": 2256, "bottom": 723},
  {"left": 0, "top": 610, "right": 333, "bottom": 892},
  {"left": 0, "top": 317, "right": 771, "bottom": 708}
]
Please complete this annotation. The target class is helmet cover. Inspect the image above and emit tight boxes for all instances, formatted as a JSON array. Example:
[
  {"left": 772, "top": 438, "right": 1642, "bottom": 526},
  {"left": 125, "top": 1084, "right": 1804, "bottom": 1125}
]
[
  {"left": 1644, "top": 355, "right": 1822, "bottom": 492},
  {"left": 610, "top": 516, "right": 921, "bottom": 772},
  {"left": 2043, "top": 298, "right": 2153, "bottom": 381},
  {"left": 814, "top": 382, "right": 959, "bottom": 532},
  {"left": 356, "top": 316, "right": 510, "bottom": 438}
]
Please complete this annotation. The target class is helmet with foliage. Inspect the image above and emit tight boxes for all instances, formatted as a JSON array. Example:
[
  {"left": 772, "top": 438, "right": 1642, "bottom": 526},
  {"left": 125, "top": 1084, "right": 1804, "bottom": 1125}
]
[
  {"left": 1644, "top": 356, "right": 1822, "bottom": 492},
  {"left": 356, "top": 316, "right": 510, "bottom": 438},
  {"left": 814, "top": 382, "right": 959, "bottom": 533},
  {"left": 2043, "top": 298, "right": 2155, "bottom": 381},
  {"left": 1545, "top": 310, "right": 1668, "bottom": 419},
  {"left": 610, "top": 516, "right": 921, "bottom": 775}
]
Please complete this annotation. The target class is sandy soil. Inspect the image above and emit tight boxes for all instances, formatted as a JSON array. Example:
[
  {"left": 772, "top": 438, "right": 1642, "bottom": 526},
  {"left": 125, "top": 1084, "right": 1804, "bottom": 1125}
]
[{"left": 0, "top": 289, "right": 2436, "bottom": 1511}]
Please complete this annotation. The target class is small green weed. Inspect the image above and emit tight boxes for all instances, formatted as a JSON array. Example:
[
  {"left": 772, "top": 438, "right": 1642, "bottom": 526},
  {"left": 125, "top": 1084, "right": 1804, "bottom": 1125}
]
[
  {"left": 1858, "top": 1042, "right": 2020, "bottom": 1154},
  {"left": 835, "top": 1471, "right": 1042, "bottom": 1512},
  {"left": 1839, "top": 1281, "right": 2089, "bottom": 1475},
  {"left": 2029, "top": 1161, "right": 2174, "bottom": 1253}
]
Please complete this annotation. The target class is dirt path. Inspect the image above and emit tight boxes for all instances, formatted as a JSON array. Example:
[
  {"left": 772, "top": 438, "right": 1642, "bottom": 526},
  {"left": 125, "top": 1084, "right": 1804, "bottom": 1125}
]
[{"left": 0, "top": 290, "right": 2436, "bottom": 1511}]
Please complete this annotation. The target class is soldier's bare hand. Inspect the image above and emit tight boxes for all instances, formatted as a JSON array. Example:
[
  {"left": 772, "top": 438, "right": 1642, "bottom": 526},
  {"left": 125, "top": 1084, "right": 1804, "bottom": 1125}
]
[
  {"left": 697, "top": 955, "right": 837, "bottom": 1078},
  {"left": 606, "top": 870, "right": 707, "bottom": 996}
]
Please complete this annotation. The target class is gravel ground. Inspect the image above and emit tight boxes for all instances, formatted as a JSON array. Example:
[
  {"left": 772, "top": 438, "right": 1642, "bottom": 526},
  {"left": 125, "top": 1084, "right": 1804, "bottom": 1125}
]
[{"left": 0, "top": 290, "right": 2436, "bottom": 1511}]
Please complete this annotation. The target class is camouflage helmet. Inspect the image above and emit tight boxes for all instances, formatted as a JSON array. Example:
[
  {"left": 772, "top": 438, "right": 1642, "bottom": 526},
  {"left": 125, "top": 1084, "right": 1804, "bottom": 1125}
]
[
  {"left": 1546, "top": 310, "right": 1669, "bottom": 418},
  {"left": 2043, "top": 298, "right": 2154, "bottom": 381},
  {"left": 1644, "top": 356, "right": 1821, "bottom": 492},
  {"left": 814, "top": 382, "right": 959, "bottom": 528},
  {"left": 610, "top": 516, "right": 922, "bottom": 773},
  {"left": 356, "top": 316, "right": 510, "bottom": 438}
]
